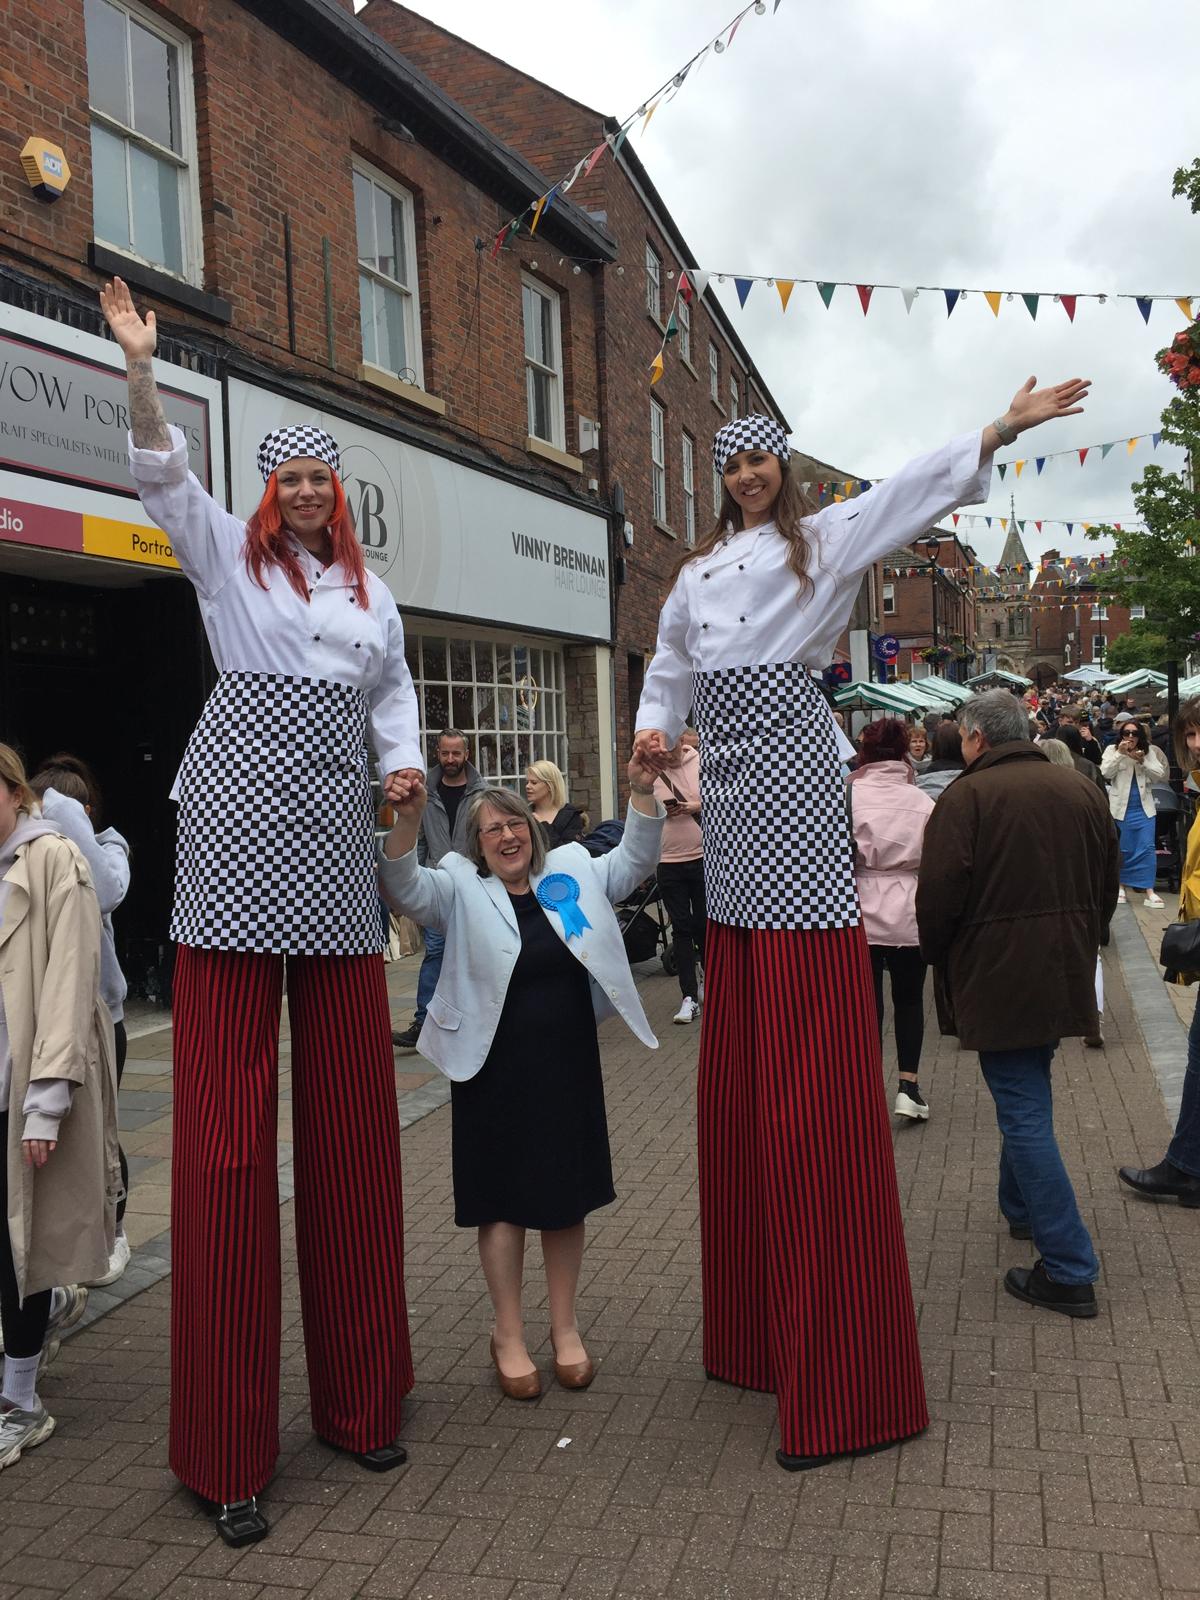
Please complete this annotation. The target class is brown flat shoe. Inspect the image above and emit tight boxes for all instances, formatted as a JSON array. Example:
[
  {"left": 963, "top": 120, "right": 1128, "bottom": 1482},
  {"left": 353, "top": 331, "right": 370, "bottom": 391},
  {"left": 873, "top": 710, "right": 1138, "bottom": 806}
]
[
  {"left": 489, "top": 1336, "right": 540, "bottom": 1401},
  {"left": 551, "top": 1340, "right": 595, "bottom": 1390}
]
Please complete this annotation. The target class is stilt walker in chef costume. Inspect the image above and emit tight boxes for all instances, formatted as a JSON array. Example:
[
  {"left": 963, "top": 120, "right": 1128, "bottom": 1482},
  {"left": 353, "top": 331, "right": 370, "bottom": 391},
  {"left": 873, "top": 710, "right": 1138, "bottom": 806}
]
[
  {"left": 100, "top": 279, "right": 422, "bottom": 1545},
  {"left": 634, "top": 379, "right": 1090, "bottom": 1470}
]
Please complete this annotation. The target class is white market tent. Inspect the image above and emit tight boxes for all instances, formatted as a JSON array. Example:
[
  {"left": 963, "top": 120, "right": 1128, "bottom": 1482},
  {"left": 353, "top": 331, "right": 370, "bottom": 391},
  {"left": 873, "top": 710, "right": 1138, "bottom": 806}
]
[
  {"left": 1157, "top": 673, "right": 1200, "bottom": 700},
  {"left": 965, "top": 668, "right": 1032, "bottom": 690},
  {"left": 833, "top": 681, "right": 923, "bottom": 715},
  {"left": 914, "top": 673, "right": 972, "bottom": 706},
  {"left": 884, "top": 680, "right": 958, "bottom": 713},
  {"left": 1103, "top": 668, "right": 1168, "bottom": 697},
  {"left": 1061, "top": 664, "right": 1116, "bottom": 685}
]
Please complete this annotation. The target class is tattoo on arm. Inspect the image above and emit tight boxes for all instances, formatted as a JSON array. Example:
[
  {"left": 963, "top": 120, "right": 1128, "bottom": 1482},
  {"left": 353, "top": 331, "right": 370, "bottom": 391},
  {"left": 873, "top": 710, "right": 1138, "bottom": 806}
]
[{"left": 127, "top": 357, "right": 172, "bottom": 451}]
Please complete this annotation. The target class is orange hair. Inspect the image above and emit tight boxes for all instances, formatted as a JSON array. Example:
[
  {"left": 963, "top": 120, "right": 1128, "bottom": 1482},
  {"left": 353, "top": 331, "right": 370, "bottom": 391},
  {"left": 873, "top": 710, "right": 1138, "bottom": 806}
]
[{"left": 244, "top": 472, "right": 370, "bottom": 609}]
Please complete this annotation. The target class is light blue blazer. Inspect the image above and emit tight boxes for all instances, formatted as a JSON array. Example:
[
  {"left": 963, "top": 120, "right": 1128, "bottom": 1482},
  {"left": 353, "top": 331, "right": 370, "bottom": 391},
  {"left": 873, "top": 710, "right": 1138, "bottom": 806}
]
[{"left": 378, "top": 801, "right": 665, "bottom": 1082}]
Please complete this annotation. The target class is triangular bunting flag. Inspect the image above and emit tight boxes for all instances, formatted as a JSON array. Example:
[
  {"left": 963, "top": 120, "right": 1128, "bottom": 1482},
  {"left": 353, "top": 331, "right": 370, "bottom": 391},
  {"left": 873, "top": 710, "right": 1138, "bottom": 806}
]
[
  {"left": 1061, "top": 294, "right": 1077, "bottom": 322},
  {"left": 1015, "top": 460, "right": 1026, "bottom": 478},
  {"left": 641, "top": 99, "right": 660, "bottom": 133},
  {"left": 734, "top": 277, "right": 753, "bottom": 308},
  {"left": 1127, "top": 437, "right": 1138, "bottom": 453},
  {"left": 1136, "top": 297, "right": 1153, "bottom": 324},
  {"left": 844, "top": 481, "right": 853, "bottom": 498},
  {"left": 985, "top": 518, "right": 992, "bottom": 527},
  {"left": 997, "top": 462, "right": 1007, "bottom": 480},
  {"left": 944, "top": 288, "right": 960, "bottom": 316},
  {"left": 1022, "top": 293, "right": 1039, "bottom": 320},
  {"left": 689, "top": 270, "right": 712, "bottom": 301},
  {"left": 582, "top": 142, "right": 607, "bottom": 179},
  {"left": 1000, "top": 518, "right": 1008, "bottom": 532},
  {"left": 613, "top": 124, "right": 631, "bottom": 153},
  {"left": 1036, "top": 521, "right": 1043, "bottom": 532},
  {"left": 664, "top": 313, "right": 678, "bottom": 341},
  {"left": 1036, "top": 457, "right": 1045, "bottom": 474},
  {"left": 678, "top": 270, "right": 694, "bottom": 304},
  {"left": 776, "top": 279, "right": 795, "bottom": 311},
  {"left": 984, "top": 291, "right": 1002, "bottom": 317},
  {"left": 900, "top": 287, "right": 918, "bottom": 314},
  {"left": 952, "top": 514, "right": 960, "bottom": 526},
  {"left": 1101, "top": 442, "right": 1115, "bottom": 459},
  {"left": 649, "top": 351, "right": 665, "bottom": 386},
  {"left": 1153, "top": 431, "right": 1162, "bottom": 447},
  {"left": 560, "top": 157, "right": 586, "bottom": 194},
  {"left": 856, "top": 284, "right": 874, "bottom": 315},
  {"left": 817, "top": 282, "right": 836, "bottom": 308},
  {"left": 1066, "top": 523, "right": 1073, "bottom": 535},
  {"left": 1177, "top": 298, "right": 1194, "bottom": 320},
  {"left": 530, "top": 186, "right": 558, "bottom": 235},
  {"left": 1078, "top": 448, "right": 1089, "bottom": 465},
  {"left": 489, "top": 222, "right": 511, "bottom": 260},
  {"left": 726, "top": 14, "right": 744, "bottom": 46}
]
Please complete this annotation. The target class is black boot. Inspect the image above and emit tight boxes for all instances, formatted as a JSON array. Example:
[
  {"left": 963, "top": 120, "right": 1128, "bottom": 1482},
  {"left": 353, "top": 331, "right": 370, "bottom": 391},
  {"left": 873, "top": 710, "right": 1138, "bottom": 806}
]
[
  {"left": 321, "top": 1437, "right": 408, "bottom": 1472},
  {"left": 1118, "top": 1159, "right": 1200, "bottom": 1207},
  {"left": 1004, "top": 1260, "right": 1097, "bottom": 1318},
  {"left": 213, "top": 1497, "right": 269, "bottom": 1547}
]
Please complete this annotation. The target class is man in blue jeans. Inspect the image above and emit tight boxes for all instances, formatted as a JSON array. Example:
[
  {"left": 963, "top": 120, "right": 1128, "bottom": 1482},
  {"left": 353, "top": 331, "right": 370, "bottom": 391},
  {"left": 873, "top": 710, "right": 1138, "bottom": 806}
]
[
  {"left": 917, "top": 690, "right": 1120, "bottom": 1317},
  {"left": 392, "top": 730, "right": 486, "bottom": 1052}
]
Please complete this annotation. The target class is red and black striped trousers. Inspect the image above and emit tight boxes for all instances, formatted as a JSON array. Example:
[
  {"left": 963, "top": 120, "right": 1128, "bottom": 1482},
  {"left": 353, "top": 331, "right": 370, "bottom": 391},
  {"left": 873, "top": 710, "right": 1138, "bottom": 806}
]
[
  {"left": 698, "top": 919, "right": 927, "bottom": 1459},
  {"left": 170, "top": 945, "right": 413, "bottom": 1503}
]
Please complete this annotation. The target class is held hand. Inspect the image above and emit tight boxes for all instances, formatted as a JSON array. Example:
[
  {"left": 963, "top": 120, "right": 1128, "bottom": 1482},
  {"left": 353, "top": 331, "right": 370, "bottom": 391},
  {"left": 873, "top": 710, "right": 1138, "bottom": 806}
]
[
  {"left": 1004, "top": 375, "right": 1091, "bottom": 436},
  {"left": 99, "top": 276, "right": 157, "bottom": 361},
  {"left": 627, "top": 747, "right": 661, "bottom": 794},
  {"left": 632, "top": 728, "right": 672, "bottom": 770},
  {"left": 384, "top": 768, "right": 426, "bottom": 808},
  {"left": 22, "top": 1139, "right": 56, "bottom": 1169}
]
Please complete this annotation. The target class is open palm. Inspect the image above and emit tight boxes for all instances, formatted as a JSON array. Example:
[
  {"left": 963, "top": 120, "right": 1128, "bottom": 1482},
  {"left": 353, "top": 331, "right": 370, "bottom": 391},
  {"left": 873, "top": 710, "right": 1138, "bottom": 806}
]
[
  {"left": 1007, "top": 375, "right": 1090, "bottom": 432},
  {"left": 99, "top": 276, "right": 157, "bottom": 360}
]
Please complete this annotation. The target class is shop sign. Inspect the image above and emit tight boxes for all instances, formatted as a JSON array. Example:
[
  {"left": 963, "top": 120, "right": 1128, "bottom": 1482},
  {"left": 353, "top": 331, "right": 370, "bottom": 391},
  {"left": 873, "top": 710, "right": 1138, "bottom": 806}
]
[
  {"left": 228, "top": 379, "right": 611, "bottom": 641},
  {"left": 0, "top": 304, "right": 224, "bottom": 572}
]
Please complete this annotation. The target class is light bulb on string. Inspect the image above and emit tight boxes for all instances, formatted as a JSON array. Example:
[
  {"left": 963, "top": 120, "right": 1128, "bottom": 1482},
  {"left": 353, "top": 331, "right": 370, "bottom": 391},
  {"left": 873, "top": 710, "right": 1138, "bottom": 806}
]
[
  {"left": 572, "top": 265, "right": 581, "bottom": 275},
  {"left": 714, "top": 38, "right": 725, "bottom": 52},
  {"left": 755, "top": 0, "right": 766, "bottom": 10},
  {"left": 530, "top": 260, "right": 537, "bottom": 270}
]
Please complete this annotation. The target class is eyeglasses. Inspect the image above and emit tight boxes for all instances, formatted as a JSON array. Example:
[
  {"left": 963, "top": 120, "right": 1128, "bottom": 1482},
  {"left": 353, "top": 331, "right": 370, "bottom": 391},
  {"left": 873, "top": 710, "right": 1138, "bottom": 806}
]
[{"left": 479, "top": 819, "right": 530, "bottom": 841}]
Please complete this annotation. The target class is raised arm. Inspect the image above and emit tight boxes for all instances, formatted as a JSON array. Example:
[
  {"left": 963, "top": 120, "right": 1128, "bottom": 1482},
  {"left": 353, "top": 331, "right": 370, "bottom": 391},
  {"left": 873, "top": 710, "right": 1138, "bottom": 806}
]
[
  {"left": 588, "top": 750, "right": 666, "bottom": 903},
  {"left": 99, "top": 276, "right": 170, "bottom": 449}
]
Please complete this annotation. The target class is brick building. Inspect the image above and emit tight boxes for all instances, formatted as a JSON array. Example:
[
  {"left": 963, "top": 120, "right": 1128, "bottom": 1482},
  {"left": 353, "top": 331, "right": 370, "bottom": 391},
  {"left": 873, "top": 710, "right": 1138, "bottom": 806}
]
[
  {"left": 357, "top": 1, "right": 867, "bottom": 752},
  {"left": 1029, "top": 550, "right": 1135, "bottom": 686},
  {"left": 0, "top": 0, "right": 635, "bottom": 984},
  {"left": 975, "top": 520, "right": 1034, "bottom": 677},
  {"left": 877, "top": 530, "right": 979, "bottom": 683}
]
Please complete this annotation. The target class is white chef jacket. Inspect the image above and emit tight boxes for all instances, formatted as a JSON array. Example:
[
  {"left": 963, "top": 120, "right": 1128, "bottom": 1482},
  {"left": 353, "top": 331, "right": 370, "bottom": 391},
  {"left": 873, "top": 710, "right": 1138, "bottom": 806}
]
[
  {"left": 635, "top": 431, "right": 991, "bottom": 744},
  {"left": 129, "top": 425, "right": 422, "bottom": 777}
]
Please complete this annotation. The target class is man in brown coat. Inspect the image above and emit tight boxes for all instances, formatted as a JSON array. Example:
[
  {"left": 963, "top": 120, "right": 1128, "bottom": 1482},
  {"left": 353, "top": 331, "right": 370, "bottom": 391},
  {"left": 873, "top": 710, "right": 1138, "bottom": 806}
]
[{"left": 916, "top": 690, "right": 1119, "bottom": 1318}]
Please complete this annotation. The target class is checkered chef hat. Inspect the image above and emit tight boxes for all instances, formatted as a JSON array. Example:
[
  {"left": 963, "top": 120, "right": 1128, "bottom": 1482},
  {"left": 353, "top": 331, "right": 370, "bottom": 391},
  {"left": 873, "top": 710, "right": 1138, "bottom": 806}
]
[
  {"left": 256, "top": 424, "right": 341, "bottom": 482},
  {"left": 712, "top": 414, "right": 790, "bottom": 475}
]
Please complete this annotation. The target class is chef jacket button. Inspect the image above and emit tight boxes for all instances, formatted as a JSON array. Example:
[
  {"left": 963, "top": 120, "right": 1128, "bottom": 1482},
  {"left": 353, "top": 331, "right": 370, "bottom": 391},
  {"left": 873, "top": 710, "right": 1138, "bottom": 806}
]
[
  {"left": 739, "top": 615, "right": 746, "bottom": 622},
  {"left": 313, "top": 634, "right": 321, "bottom": 642},
  {"left": 608, "top": 987, "right": 618, "bottom": 998},
  {"left": 702, "top": 622, "right": 709, "bottom": 629},
  {"left": 354, "top": 642, "right": 361, "bottom": 649},
  {"left": 580, "top": 950, "right": 589, "bottom": 961},
  {"left": 703, "top": 571, "right": 711, "bottom": 579},
  {"left": 738, "top": 563, "right": 744, "bottom": 570}
]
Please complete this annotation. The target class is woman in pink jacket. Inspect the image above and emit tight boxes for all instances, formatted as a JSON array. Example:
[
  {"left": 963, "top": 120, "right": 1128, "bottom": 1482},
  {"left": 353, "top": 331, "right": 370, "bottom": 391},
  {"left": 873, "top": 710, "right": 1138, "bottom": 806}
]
[{"left": 848, "top": 720, "right": 937, "bottom": 1122}]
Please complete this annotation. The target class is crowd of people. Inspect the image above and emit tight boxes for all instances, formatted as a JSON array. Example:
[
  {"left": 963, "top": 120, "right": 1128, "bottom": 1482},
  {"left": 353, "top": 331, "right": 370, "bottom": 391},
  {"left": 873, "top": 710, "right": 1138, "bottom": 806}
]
[{"left": 4, "top": 278, "right": 1199, "bottom": 1545}]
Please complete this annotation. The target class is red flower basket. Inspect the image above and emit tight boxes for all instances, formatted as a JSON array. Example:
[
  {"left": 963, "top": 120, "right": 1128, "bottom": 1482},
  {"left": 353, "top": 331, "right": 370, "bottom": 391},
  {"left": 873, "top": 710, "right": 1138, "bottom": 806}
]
[{"left": 1156, "top": 322, "right": 1200, "bottom": 392}]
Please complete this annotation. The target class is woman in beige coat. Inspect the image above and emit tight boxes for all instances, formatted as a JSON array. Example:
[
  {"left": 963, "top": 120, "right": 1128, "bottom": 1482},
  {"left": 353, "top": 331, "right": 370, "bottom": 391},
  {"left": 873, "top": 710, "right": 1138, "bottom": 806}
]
[{"left": 0, "top": 744, "right": 119, "bottom": 1472}]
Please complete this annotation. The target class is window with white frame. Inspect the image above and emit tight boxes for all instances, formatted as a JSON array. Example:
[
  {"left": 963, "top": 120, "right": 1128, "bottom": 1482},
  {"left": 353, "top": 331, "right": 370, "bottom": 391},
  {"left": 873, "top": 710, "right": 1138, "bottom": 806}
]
[
  {"left": 729, "top": 374, "right": 739, "bottom": 419},
  {"left": 882, "top": 583, "right": 896, "bottom": 616},
  {"left": 650, "top": 399, "right": 667, "bottom": 525},
  {"left": 681, "top": 433, "right": 696, "bottom": 546},
  {"left": 1131, "top": 604, "right": 1146, "bottom": 619},
  {"left": 355, "top": 164, "right": 423, "bottom": 386},
  {"left": 84, "top": 0, "right": 201, "bottom": 281},
  {"left": 712, "top": 459, "right": 722, "bottom": 517},
  {"left": 522, "top": 275, "right": 565, "bottom": 447},
  {"left": 709, "top": 343, "right": 720, "bottom": 404},
  {"left": 1092, "top": 634, "right": 1106, "bottom": 662},
  {"left": 645, "top": 242, "right": 662, "bottom": 321},
  {"left": 677, "top": 294, "right": 691, "bottom": 365},
  {"left": 1090, "top": 602, "right": 1108, "bottom": 620},
  {"left": 402, "top": 632, "right": 568, "bottom": 788}
]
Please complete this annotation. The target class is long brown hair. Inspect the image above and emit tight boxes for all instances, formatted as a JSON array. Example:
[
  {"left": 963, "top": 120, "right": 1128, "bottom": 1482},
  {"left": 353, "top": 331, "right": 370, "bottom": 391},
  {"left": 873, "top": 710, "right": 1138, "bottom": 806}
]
[
  {"left": 674, "top": 459, "right": 819, "bottom": 595},
  {"left": 244, "top": 471, "right": 369, "bottom": 609},
  {"left": 1174, "top": 694, "right": 1200, "bottom": 770}
]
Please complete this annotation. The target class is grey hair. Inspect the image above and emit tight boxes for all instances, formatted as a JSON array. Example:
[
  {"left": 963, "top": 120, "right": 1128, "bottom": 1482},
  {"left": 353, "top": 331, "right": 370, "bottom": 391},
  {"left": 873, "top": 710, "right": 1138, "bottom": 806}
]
[
  {"left": 959, "top": 689, "right": 1031, "bottom": 748},
  {"left": 1038, "top": 739, "right": 1074, "bottom": 769},
  {"left": 464, "top": 787, "right": 548, "bottom": 877}
]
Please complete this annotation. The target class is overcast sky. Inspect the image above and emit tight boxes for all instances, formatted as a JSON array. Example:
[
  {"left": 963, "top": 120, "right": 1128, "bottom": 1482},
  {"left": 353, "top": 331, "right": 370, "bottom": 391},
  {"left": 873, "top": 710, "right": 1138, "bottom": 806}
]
[{"left": 380, "top": 0, "right": 1198, "bottom": 566}]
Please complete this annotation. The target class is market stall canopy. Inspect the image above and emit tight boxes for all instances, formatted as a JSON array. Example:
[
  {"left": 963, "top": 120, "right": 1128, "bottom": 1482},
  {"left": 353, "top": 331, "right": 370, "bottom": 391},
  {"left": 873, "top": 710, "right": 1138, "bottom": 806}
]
[
  {"left": 965, "top": 668, "right": 1032, "bottom": 689},
  {"left": 1157, "top": 673, "right": 1200, "bottom": 700},
  {"left": 913, "top": 673, "right": 972, "bottom": 706},
  {"left": 832, "top": 681, "right": 925, "bottom": 715},
  {"left": 1104, "top": 668, "right": 1168, "bottom": 697},
  {"left": 1061, "top": 665, "right": 1116, "bottom": 685}
]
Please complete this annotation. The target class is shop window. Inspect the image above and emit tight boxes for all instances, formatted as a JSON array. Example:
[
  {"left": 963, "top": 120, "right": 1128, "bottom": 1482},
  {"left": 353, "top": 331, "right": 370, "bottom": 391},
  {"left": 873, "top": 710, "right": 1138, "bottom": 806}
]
[
  {"left": 522, "top": 275, "right": 565, "bottom": 448},
  {"left": 1090, "top": 602, "right": 1108, "bottom": 620},
  {"left": 1092, "top": 634, "right": 1106, "bottom": 662},
  {"left": 84, "top": 0, "right": 201, "bottom": 282},
  {"left": 645, "top": 242, "right": 662, "bottom": 322},
  {"left": 405, "top": 633, "right": 569, "bottom": 789},
  {"left": 354, "top": 163, "right": 423, "bottom": 386},
  {"left": 882, "top": 583, "right": 895, "bottom": 616},
  {"left": 709, "top": 342, "right": 720, "bottom": 404},
  {"left": 712, "top": 458, "right": 722, "bottom": 518},
  {"left": 677, "top": 295, "right": 691, "bottom": 365},
  {"left": 729, "top": 374, "right": 739, "bottom": 419},
  {"left": 681, "top": 432, "right": 696, "bottom": 546},
  {"left": 650, "top": 398, "right": 667, "bottom": 525}
]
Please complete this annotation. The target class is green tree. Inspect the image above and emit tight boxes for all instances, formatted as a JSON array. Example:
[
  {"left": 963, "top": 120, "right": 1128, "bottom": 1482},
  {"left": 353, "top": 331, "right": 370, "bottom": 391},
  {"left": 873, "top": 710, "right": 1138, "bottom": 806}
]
[{"left": 1102, "top": 627, "right": 1171, "bottom": 676}]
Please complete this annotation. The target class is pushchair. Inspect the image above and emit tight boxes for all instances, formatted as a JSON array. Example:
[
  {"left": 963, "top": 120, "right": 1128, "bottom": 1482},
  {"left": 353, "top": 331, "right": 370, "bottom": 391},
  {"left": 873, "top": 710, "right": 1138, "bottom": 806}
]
[{"left": 581, "top": 818, "right": 677, "bottom": 975}]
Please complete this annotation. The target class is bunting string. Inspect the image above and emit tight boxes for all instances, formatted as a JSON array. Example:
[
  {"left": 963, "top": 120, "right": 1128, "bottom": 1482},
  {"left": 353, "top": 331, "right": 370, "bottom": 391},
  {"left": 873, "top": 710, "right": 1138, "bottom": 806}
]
[{"left": 490, "top": 1, "right": 783, "bottom": 262}]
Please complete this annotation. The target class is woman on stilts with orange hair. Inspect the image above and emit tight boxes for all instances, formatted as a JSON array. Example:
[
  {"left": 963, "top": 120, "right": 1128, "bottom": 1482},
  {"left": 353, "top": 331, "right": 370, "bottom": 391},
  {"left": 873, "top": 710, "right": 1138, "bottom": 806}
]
[{"left": 100, "top": 278, "right": 423, "bottom": 1546}]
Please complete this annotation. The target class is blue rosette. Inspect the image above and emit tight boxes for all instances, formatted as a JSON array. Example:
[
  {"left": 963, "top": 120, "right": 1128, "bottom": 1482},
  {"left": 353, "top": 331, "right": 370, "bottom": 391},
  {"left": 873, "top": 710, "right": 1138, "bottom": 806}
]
[{"left": 536, "top": 873, "right": 592, "bottom": 940}]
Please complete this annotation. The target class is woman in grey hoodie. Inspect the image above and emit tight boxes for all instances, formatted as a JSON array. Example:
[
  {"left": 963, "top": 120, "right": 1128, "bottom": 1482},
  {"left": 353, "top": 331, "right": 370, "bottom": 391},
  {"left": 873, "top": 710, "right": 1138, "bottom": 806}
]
[
  {"left": 915, "top": 722, "right": 966, "bottom": 800},
  {"left": 31, "top": 758, "right": 131, "bottom": 1285}
]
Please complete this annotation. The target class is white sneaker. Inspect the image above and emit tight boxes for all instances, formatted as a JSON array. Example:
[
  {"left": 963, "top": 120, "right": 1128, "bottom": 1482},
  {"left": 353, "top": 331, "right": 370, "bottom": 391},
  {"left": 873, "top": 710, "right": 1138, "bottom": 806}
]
[
  {"left": 47, "top": 1285, "right": 88, "bottom": 1335},
  {"left": 1117, "top": 889, "right": 1127, "bottom": 904},
  {"left": 673, "top": 997, "right": 700, "bottom": 1025},
  {"left": 893, "top": 1084, "right": 930, "bottom": 1121},
  {"left": 1144, "top": 892, "right": 1165, "bottom": 909},
  {"left": 91, "top": 1233, "right": 131, "bottom": 1287},
  {"left": 0, "top": 1400, "right": 55, "bottom": 1470}
]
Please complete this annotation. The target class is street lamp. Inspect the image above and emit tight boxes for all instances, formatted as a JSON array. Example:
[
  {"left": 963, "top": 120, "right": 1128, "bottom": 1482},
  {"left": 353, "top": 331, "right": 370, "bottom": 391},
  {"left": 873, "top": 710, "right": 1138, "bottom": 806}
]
[{"left": 923, "top": 535, "right": 940, "bottom": 651}]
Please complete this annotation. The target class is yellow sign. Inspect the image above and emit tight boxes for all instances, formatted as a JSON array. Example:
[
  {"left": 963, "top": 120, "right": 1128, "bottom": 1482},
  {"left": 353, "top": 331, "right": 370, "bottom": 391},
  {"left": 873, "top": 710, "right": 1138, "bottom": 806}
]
[
  {"left": 20, "top": 137, "right": 71, "bottom": 201},
  {"left": 82, "top": 514, "right": 180, "bottom": 570}
]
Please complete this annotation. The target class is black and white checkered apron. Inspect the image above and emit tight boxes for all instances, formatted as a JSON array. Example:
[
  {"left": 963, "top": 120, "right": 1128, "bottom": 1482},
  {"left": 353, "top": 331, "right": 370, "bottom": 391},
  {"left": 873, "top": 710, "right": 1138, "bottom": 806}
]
[
  {"left": 171, "top": 671, "right": 383, "bottom": 955},
  {"left": 692, "top": 662, "right": 860, "bottom": 931}
]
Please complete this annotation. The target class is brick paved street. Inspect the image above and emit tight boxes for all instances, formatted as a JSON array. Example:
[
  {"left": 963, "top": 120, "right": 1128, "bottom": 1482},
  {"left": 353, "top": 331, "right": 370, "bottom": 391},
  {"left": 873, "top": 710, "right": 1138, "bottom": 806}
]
[{"left": 2, "top": 924, "right": 1199, "bottom": 1600}]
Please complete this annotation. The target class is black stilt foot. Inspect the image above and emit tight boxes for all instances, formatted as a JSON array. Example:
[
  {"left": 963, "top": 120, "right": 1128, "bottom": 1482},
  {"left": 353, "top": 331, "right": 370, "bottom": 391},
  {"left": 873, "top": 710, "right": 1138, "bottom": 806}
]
[
  {"left": 215, "top": 1497, "right": 269, "bottom": 1547},
  {"left": 322, "top": 1437, "right": 408, "bottom": 1473}
]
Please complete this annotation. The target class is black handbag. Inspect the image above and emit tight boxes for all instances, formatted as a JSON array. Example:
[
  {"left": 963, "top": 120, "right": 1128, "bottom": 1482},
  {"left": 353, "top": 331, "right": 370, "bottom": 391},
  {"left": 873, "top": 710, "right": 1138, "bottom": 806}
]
[{"left": 1159, "top": 919, "right": 1200, "bottom": 981}]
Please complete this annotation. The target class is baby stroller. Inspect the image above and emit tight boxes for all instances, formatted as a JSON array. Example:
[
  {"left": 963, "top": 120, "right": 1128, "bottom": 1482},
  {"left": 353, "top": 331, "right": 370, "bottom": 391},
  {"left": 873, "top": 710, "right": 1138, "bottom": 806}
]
[{"left": 581, "top": 818, "right": 677, "bottom": 975}]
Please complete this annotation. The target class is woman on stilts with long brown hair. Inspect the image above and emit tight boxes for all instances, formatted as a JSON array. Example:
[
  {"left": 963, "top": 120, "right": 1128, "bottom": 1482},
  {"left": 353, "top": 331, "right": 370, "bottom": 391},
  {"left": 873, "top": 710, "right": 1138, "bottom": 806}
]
[
  {"left": 100, "top": 278, "right": 423, "bottom": 1544},
  {"left": 634, "top": 380, "right": 1090, "bottom": 1470}
]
